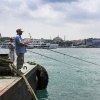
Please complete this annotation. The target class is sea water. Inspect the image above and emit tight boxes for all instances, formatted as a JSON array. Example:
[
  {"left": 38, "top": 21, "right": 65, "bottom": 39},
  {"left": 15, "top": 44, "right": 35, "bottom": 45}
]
[{"left": 1, "top": 48, "right": 100, "bottom": 100}]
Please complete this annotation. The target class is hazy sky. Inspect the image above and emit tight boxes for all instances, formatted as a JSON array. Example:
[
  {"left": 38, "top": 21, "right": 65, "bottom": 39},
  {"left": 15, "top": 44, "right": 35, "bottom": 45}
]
[{"left": 0, "top": 0, "right": 100, "bottom": 40}]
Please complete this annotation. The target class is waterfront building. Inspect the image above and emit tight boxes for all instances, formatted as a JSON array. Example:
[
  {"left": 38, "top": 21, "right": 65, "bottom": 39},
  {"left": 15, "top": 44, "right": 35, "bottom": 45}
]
[
  {"left": 85, "top": 38, "right": 93, "bottom": 46},
  {"left": 92, "top": 39, "right": 100, "bottom": 47},
  {"left": 53, "top": 36, "right": 63, "bottom": 43}
]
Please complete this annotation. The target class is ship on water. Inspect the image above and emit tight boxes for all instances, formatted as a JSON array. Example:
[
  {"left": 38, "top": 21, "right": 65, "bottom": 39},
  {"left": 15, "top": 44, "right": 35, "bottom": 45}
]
[{"left": 27, "top": 39, "right": 58, "bottom": 49}]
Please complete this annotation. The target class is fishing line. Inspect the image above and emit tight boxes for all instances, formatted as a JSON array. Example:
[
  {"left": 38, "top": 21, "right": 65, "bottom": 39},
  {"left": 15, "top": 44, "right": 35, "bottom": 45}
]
[
  {"left": 26, "top": 33, "right": 100, "bottom": 67},
  {"left": 27, "top": 50, "right": 76, "bottom": 67},
  {"left": 46, "top": 49, "right": 100, "bottom": 67},
  {"left": 27, "top": 50, "right": 94, "bottom": 74}
]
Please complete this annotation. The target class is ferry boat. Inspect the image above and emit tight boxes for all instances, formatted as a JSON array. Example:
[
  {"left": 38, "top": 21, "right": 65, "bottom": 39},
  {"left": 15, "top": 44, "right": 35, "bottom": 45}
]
[
  {"left": 0, "top": 54, "right": 48, "bottom": 100},
  {"left": 27, "top": 39, "right": 58, "bottom": 49}
]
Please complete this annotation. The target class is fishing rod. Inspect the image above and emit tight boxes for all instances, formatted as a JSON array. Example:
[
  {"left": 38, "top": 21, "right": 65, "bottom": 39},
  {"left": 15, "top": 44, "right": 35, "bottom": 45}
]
[
  {"left": 27, "top": 50, "right": 76, "bottom": 67},
  {"left": 46, "top": 49, "right": 100, "bottom": 67}
]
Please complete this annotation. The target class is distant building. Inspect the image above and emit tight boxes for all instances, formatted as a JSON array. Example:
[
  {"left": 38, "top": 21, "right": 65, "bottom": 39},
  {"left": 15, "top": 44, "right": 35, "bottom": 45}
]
[
  {"left": 53, "top": 36, "right": 63, "bottom": 43},
  {"left": 85, "top": 38, "right": 93, "bottom": 46},
  {"left": 72, "top": 39, "right": 84, "bottom": 46},
  {"left": 93, "top": 39, "right": 100, "bottom": 47}
]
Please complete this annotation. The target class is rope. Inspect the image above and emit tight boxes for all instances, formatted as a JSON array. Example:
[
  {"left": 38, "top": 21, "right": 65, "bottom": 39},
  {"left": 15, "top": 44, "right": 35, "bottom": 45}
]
[
  {"left": 0, "top": 58, "right": 38, "bottom": 100},
  {"left": 9, "top": 64, "right": 38, "bottom": 100},
  {"left": 46, "top": 49, "right": 100, "bottom": 67},
  {"left": 27, "top": 50, "right": 76, "bottom": 67}
]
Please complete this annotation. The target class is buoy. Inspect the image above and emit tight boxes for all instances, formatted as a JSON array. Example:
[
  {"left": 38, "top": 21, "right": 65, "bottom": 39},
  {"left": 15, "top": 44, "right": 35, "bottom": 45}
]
[{"left": 36, "top": 65, "right": 49, "bottom": 90}]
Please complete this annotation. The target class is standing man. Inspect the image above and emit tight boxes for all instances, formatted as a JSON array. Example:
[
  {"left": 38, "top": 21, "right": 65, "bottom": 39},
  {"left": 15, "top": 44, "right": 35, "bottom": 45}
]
[
  {"left": 15, "top": 28, "right": 27, "bottom": 71},
  {"left": 8, "top": 37, "right": 15, "bottom": 63}
]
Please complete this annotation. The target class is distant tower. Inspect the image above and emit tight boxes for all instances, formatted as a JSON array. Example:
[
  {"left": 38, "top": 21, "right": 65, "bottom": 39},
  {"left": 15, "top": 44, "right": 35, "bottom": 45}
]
[
  {"left": 50, "top": 36, "right": 51, "bottom": 40},
  {"left": 0, "top": 33, "right": 1, "bottom": 38},
  {"left": 64, "top": 35, "right": 65, "bottom": 41}
]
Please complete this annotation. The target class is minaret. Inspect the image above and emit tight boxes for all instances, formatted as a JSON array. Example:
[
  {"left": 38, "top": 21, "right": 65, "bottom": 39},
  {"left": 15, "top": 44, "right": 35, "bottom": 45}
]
[
  {"left": 64, "top": 35, "right": 65, "bottom": 41},
  {"left": 0, "top": 33, "right": 1, "bottom": 38},
  {"left": 50, "top": 36, "right": 51, "bottom": 40}
]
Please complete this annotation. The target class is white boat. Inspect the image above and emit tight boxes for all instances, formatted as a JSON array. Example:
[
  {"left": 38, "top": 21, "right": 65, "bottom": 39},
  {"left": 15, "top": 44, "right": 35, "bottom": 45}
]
[{"left": 27, "top": 39, "right": 58, "bottom": 49}]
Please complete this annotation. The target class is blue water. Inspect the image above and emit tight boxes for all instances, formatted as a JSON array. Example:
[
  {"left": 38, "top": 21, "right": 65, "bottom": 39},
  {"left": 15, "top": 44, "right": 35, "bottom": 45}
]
[{"left": 1, "top": 48, "right": 100, "bottom": 100}]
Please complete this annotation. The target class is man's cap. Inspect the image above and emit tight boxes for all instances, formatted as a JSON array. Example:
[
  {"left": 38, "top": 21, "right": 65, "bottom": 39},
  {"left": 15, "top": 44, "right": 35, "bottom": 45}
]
[{"left": 16, "top": 28, "right": 24, "bottom": 33}]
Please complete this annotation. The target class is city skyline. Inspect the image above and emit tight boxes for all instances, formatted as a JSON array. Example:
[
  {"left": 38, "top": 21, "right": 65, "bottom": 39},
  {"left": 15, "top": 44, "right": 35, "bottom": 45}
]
[{"left": 0, "top": 0, "right": 100, "bottom": 40}]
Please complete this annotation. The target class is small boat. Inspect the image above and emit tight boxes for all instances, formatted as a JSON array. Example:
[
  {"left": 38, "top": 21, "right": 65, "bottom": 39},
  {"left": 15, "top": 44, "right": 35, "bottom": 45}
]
[{"left": 0, "top": 54, "right": 49, "bottom": 100}]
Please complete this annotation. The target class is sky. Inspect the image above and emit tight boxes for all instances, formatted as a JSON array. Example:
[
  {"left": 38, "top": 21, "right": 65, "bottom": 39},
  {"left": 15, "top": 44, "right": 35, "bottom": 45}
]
[{"left": 0, "top": 0, "right": 100, "bottom": 40}]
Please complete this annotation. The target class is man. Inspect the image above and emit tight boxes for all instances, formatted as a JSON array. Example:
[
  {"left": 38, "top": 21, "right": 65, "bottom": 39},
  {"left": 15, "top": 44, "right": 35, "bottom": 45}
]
[
  {"left": 15, "top": 28, "right": 27, "bottom": 71},
  {"left": 8, "top": 37, "right": 15, "bottom": 63}
]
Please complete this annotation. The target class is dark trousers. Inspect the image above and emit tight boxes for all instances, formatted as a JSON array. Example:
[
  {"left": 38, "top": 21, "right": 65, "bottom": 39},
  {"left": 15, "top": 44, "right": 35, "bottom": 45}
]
[{"left": 17, "top": 53, "right": 24, "bottom": 70}]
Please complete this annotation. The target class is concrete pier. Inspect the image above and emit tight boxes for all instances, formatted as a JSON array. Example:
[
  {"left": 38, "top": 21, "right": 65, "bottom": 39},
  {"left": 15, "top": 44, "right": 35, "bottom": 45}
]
[{"left": 0, "top": 63, "right": 38, "bottom": 100}]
